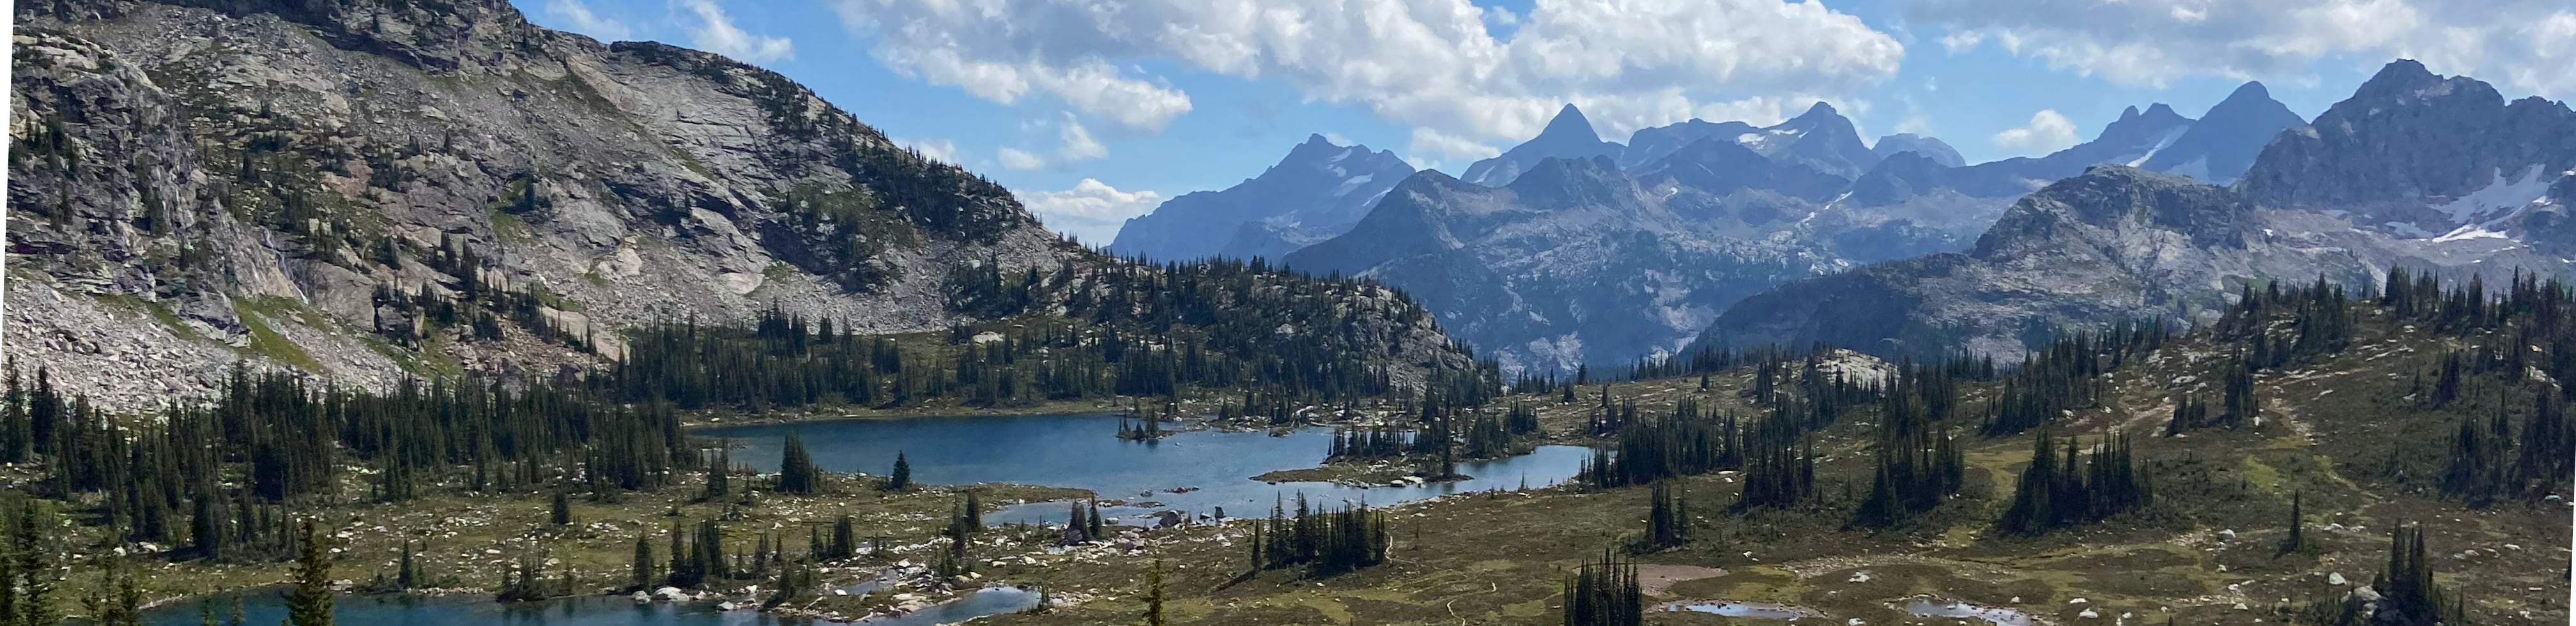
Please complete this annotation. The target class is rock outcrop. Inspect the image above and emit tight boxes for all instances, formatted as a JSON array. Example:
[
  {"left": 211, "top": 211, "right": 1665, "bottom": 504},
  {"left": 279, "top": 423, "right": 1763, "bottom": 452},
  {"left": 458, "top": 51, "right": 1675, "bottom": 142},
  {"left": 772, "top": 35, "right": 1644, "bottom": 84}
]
[{"left": 5, "top": 0, "right": 1469, "bottom": 411}]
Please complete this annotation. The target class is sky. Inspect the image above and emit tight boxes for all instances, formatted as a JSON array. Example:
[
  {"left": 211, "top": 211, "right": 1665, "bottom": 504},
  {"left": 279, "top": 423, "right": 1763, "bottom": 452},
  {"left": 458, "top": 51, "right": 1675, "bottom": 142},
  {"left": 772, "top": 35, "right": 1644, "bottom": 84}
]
[{"left": 516, "top": 0, "right": 2576, "bottom": 244}]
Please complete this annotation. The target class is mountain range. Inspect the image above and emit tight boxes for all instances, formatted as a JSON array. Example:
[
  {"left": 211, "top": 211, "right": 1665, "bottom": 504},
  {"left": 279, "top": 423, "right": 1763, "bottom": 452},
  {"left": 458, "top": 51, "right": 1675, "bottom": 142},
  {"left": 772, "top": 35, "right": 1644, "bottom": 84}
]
[
  {"left": 1114, "top": 76, "right": 2315, "bottom": 373},
  {"left": 1698, "top": 60, "right": 2576, "bottom": 359}
]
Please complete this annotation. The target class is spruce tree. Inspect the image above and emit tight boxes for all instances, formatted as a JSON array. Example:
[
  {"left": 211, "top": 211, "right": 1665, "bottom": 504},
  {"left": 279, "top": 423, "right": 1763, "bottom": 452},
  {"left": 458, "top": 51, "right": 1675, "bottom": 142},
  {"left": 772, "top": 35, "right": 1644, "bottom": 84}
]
[
  {"left": 286, "top": 520, "right": 333, "bottom": 626},
  {"left": 778, "top": 432, "right": 820, "bottom": 494},
  {"left": 632, "top": 535, "right": 656, "bottom": 591},
  {"left": 1144, "top": 558, "right": 1167, "bottom": 626},
  {"left": 1561, "top": 549, "right": 1642, "bottom": 626},
  {"left": 886, "top": 452, "right": 912, "bottom": 491},
  {"left": 18, "top": 501, "right": 54, "bottom": 626},
  {"left": 2278, "top": 491, "right": 2307, "bottom": 555}
]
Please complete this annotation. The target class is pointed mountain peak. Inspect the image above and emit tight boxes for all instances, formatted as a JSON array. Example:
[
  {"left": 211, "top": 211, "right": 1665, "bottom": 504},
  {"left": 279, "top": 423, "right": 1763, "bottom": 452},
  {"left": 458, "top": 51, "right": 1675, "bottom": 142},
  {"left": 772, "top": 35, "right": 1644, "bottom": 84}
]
[
  {"left": 1796, "top": 101, "right": 1841, "bottom": 119},
  {"left": 2142, "top": 103, "right": 2181, "bottom": 120},
  {"left": 2119, "top": 105, "right": 2142, "bottom": 121},
  {"left": 1303, "top": 133, "right": 1335, "bottom": 147},
  {"left": 1537, "top": 103, "right": 1602, "bottom": 142},
  {"left": 2222, "top": 80, "right": 2273, "bottom": 102}
]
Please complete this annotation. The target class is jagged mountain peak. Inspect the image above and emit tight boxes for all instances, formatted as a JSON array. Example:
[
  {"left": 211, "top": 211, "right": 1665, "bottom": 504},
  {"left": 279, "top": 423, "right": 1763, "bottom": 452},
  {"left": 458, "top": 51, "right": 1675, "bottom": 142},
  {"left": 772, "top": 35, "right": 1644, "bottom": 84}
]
[
  {"left": 2356, "top": 59, "right": 2442, "bottom": 96},
  {"left": 2138, "top": 80, "right": 2306, "bottom": 183},
  {"left": 1114, "top": 133, "right": 1414, "bottom": 261}
]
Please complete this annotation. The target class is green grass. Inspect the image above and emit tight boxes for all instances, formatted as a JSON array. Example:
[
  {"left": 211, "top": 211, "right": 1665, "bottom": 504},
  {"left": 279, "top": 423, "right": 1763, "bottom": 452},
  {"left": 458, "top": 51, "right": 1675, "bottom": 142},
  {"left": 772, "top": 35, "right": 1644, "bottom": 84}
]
[
  {"left": 96, "top": 294, "right": 204, "bottom": 341},
  {"left": 232, "top": 296, "right": 325, "bottom": 372}
]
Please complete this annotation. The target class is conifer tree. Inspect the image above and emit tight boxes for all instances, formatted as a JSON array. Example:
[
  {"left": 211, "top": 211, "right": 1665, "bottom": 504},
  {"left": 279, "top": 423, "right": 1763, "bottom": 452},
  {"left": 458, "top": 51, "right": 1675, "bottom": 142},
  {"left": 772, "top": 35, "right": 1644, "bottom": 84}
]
[
  {"left": 632, "top": 535, "right": 656, "bottom": 591},
  {"left": 1561, "top": 549, "right": 1641, "bottom": 626},
  {"left": 777, "top": 432, "right": 821, "bottom": 494},
  {"left": 885, "top": 452, "right": 912, "bottom": 491},
  {"left": 18, "top": 501, "right": 55, "bottom": 626},
  {"left": 1144, "top": 558, "right": 1167, "bottom": 626},
  {"left": 551, "top": 491, "right": 572, "bottom": 526},
  {"left": 2279, "top": 491, "right": 2308, "bottom": 555},
  {"left": 1634, "top": 481, "right": 1688, "bottom": 552},
  {"left": 829, "top": 515, "right": 855, "bottom": 560},
  {"left": 286, "top": 520, "right": 333, "bottom": 626}
]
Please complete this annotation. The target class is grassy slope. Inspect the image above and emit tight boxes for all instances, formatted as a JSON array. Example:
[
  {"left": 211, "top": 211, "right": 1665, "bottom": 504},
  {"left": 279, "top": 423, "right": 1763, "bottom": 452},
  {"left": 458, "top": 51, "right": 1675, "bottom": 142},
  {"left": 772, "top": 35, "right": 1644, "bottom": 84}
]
[
  {"left": 40, "top": 308, "right": 2568, "bottom": 624},
  {"left": 977, "top": 308, "right": 2572, "bottom": 625}
]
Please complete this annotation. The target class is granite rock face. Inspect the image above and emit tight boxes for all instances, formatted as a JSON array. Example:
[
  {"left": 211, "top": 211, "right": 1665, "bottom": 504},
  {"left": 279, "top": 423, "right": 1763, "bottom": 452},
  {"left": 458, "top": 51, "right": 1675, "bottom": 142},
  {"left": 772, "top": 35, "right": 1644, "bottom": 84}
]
[
  {"left": 6, "top": 0, "right": 1469, "bottom": 410},
  {"left": 1287, "top": 157, "right": 1844, "bottom": 374}
]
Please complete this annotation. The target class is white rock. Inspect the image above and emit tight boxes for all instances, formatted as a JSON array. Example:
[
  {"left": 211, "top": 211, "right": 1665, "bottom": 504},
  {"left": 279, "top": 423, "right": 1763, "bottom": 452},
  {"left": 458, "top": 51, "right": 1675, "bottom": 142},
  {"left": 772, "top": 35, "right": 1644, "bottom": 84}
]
[
  {"left": 2078, "top": 609, "right": 2100, "bottom": 618},
  {"left": 2069, "top": 598, "right": 2089, "bottom": 604},
  {"left": 2327, "top": 573, "right": 2347, "bottom": 585}
]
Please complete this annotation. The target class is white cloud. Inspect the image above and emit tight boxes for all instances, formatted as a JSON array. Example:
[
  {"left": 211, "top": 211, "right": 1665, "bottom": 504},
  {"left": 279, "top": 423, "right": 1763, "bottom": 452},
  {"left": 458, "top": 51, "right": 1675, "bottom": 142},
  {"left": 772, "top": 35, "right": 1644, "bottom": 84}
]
[
  {"left": 1991, "top": 109, "right": 2079, "bottom": 155},
  {"left": 546, "top": 0, "right": 635, "bottom": 42},
  {"left": 829, "top": 0, "right": 1903, "bottom": 144},
  {"left": 995, "top": 116, "right": 1111, "bottom": 171},
  {"left": 1016, "top": 179, "right": 1166, "bottom": 244},
  {"left": 894, "top": 137, "right": 959, "bottom": 164},
  {"left": 1911, "top": 0, "right": 2576, "bottom": 98},
  {"left": 678, "top": 0, "right": 793, "bottom": 64},
  {"left": 1893, "top": 114, "right": 1933, "bottom": 136},
  {"left": 1407, "top": 127, "right": 1501, "bottom": 164},
  {"left": 997, "top": 147, "right": 1046, "bottom": 171},
  {"left": 1056, "top": 116, "right": 1107, "bottom": 162}
]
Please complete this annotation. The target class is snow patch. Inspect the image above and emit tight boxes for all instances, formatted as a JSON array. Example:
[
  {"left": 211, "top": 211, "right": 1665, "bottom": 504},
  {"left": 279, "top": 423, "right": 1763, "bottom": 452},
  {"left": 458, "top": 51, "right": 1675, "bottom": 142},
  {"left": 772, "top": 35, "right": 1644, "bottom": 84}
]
[
  {"left": 2432, "top": 224, "right": 2510, "bottom": 242},
  {"left": 2125, "top": 126, "right": 2189, "bottom": 167},
  {"left": 1329, "top": 174, "right": 1376, "bottom": 197},
  {"left": 1735, "top": 128, "right": 1805, "bottom": 154},
  {"left": 2436, "top": 164, "right": 2556, "bottom": 226}
]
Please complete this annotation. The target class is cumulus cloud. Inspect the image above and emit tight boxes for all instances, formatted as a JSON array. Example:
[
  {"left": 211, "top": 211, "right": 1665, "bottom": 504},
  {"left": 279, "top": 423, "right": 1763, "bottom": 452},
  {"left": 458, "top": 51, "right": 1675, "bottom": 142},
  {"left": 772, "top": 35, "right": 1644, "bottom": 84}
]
[
  {"left": 893, "top": 137, "right": 959, "bottom": 164},
  {"left": 995, "top": 116, "right": 1111, "bottom": 171},
  {"left": 1015, "top": 179, "right": 1166, "bottom": 244},
  {"left": 1055, "top": 116, "right": 1107, "bottom": 162},
  {"left": 1991, "top": 109, "right": 2079, "bottom": 155},
  {"left": 1911, "top": 0, "right": 2576, "bottom": 98},
  {"left": 1407, "top": 127, "right": 1501, "bottom": 163},
  {"left": 997, "top": 147, "right": 1046, "bottom": 171},
  {"left": 678, "top": 0, "right": 793, "bottom": 64},
  {"left": 546, "top": 0, "right": 635, "bottom": 42},
  {"left": 829, "top": 0, "right": 1904, "bottom": 144}
]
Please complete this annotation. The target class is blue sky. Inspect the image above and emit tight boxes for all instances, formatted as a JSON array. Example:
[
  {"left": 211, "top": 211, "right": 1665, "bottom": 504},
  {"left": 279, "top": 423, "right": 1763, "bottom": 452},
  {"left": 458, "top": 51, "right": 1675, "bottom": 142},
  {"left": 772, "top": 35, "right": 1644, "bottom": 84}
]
[{"left": 516, "top": 0, "right": 2576, "bottom": 243}]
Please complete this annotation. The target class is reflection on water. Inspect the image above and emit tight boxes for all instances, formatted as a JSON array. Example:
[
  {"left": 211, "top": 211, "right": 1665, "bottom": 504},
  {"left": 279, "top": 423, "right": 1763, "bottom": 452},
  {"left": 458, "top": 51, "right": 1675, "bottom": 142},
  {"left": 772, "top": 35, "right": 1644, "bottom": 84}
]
[
  {"left": 700, "top": 413, "right": 1592, "bottom": 526},
  {"left": 145, "top": 593, "right": 786, "bottom": 626},
  {"left": 1901, "top": 598, "right": 2039, "bottom": 626},
  {"left": 1659, "top": 600, "right": 1808, "bottom": 619},
  {"left": 146, "top": 413, "right": 1591, "bottom": 625}
]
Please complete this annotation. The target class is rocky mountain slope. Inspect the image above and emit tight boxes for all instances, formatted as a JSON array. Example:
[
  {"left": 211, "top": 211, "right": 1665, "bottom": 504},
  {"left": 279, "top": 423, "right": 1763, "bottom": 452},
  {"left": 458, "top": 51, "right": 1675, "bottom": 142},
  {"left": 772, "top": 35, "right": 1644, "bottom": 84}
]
[
  {"left": 1284, "top": 156, "right": 1843, "bottom": 374},
  {"left": 1107, "top": 134, "right": 1413, "bottom": 262},
  {"left": 3, "top": 0, "right": 1470, "bottom": 412},
  {"left": 1698, "top": 62, "right": 2576, "bottom": 360},
  {"left": 2241, "top": 59, "right": 2576, "bottom": 241}
]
